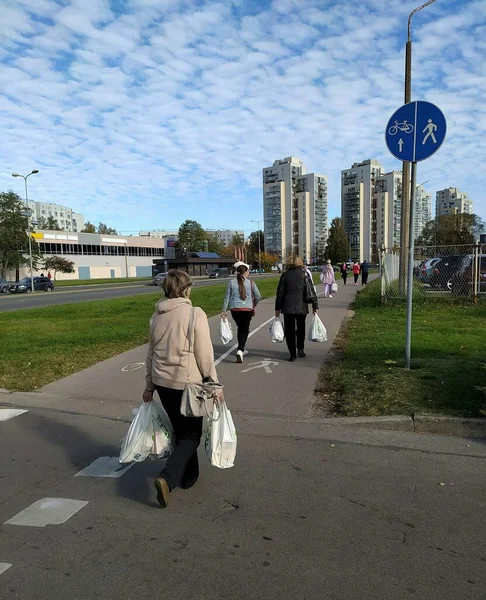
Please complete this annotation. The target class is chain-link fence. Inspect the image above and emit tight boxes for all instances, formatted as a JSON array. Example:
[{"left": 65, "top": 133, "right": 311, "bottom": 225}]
[{"left": 380, "top": 244, "right": 486, "bottom": 303}]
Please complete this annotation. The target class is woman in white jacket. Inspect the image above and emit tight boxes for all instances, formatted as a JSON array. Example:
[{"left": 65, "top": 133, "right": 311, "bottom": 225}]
[{"left": 143, "top": 270, "right": 222, "bottom": 508}]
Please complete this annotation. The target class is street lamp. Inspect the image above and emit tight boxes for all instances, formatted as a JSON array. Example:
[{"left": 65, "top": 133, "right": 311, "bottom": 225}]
[
  {"left": 12, "top": 170, "right": 39, "bottom": 293},
  {"left": 251, "top": 219, "right": 264, "bottom": 272},
  {"left": 399, "top": 0, "right": 437, "bottom": 294}
]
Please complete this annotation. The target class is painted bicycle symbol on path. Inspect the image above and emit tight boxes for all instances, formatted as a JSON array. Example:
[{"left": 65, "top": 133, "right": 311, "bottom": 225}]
[
  {"left": 121, "top": 362, "right": 145, "bottom": 372},
  {"left": 388, "top": 120, "right": 414, "bottom": 135}
]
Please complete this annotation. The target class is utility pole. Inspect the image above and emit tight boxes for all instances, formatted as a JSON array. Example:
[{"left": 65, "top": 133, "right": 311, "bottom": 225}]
[
  {"left": 251, "top": 219, "right": 264, "bottom": 271},
  {"left": 399, "top": 0, "right": 437, "bottom": 295}
]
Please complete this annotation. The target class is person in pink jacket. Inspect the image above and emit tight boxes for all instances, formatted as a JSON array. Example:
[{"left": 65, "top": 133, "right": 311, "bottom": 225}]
[{"left": 320, "top": 260, "right": 336, "bottom": 298}]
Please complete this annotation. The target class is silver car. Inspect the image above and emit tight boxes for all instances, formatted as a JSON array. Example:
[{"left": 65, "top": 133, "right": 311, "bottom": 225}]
[{"left": 152, "top": 273, "right": 167, "bottom": 287}]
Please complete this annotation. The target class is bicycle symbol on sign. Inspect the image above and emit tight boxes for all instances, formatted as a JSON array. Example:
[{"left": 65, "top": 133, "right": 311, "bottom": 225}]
[{"left": 388, "top": 120, "right": 414, "bottom": 135}]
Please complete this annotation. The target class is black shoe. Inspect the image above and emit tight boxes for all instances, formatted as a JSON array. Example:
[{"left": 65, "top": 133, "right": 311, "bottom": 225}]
[
  {"left": 298, "top": 350, "right": 306, "bottom": 358},
  {"left": 289, "top": 356, "right": 296, "bottom": 362}
]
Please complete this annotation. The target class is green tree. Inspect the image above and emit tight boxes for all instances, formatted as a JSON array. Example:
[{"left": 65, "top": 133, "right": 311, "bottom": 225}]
[
  {"left": 247, "top": 230, "right": 264, "bottom": 261},
  {"left": 325, "top": 218, "right": 351, "bottom": 264},
  {"left": 416, "top": 214, "right": 485, "bottom": 246},
  {"left": 258, "top": 252, "right": 279, "bottom": 270},
  {"left": 205, "top": 232, "right": 225, "bottom": 255},
  {"left": 82, "top": 221, "right": 96, "bottom": 233},
  {"left": 97, "top": 222, "right": 118, "bottom": 235},
  {"left": 36, "top": 216, "right": 62, "bottom": 231},
  {"left": 177, "top": 220, "right": 206, "bottom": 252},
  {"left": 0, "top": 191, "right": 41, "bottom": 277},
  {"left": 43, "top": 256, "right": 76, "bottom": 280}
]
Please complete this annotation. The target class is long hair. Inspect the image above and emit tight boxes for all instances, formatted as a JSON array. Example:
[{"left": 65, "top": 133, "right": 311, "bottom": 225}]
[{"left": 236, "top": 265, "right": 248, "bottom": 300}]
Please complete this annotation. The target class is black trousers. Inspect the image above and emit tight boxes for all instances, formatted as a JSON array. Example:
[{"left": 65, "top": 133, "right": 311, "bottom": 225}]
[
  {"left": 362, "top": 272, "right": 369, "bottom": 285},
  {"left": 341, "top": 272, "right": 347, "bottom": 285},
  {"left": 283, "top": 314, "right": 307, "bottom": 358},
  {"left": 354, "top": 273, "right": 359, "bottom": 284},
  {"left": 231, "top": 310, "right": 253, "bottom": 351},
  {"left": 155, "top": 386, "right": 203, "bottom": 491}
]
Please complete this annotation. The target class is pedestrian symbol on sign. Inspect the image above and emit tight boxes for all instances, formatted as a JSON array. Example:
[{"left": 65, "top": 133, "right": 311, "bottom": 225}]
[{"left": 422, "top": 119, "right": 438, "bottom": 145}]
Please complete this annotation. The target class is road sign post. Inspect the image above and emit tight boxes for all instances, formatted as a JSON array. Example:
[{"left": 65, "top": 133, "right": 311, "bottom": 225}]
[{"left": 385, "top": 101, "right": 446, "bottom": 369}]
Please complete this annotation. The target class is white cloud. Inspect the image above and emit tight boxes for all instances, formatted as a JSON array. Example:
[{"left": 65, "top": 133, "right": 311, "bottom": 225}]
[{"left": 0, "top": 0, "right": 484, "bottom": 235}]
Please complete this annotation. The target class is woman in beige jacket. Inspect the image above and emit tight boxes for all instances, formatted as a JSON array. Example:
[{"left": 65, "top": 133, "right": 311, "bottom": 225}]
[{"left": 143, "top": 270, "right": 220, "bottom": 508}]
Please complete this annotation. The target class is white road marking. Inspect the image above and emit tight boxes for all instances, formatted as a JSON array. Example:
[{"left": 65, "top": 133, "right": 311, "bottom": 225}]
[
  {"left": 241, "top": 359, "right": 279, "bottom": 374},
  {"left": 0, "top": 409, "right": 28, "bottom": 422},
  {"left": 121, "top": 362, "right": 145, "bottom": 372},
  {"left": 0, "top": 563, "right": 12, "bottom": 576},
  {"left": 214, "top": 316, "right": 275, "bottom": 366},
  {"left": 5, "top": 498, "right": 89, "bottom": 528},
  {"left": 74, "top": 457, "right": 134, "bottom": 478}
]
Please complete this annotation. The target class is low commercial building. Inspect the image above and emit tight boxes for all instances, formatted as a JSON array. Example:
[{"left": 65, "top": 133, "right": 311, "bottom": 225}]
[
  {"left": 153, "top": 252, "right": 235, "bottom": 277},
  {"left": 14, "top": 231, "right": 167, "bottom": 280}
]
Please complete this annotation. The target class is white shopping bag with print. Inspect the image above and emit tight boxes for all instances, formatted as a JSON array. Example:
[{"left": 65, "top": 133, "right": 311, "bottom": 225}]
[
  {"left": 220, "top": 317, "right": 234, "bottom": 345},
  {"left": 308, "top": 314, "right": 328, "bottom": 343},
  {"left": 149, "top": 401, "right": 174, "bottom": 459},
  {"left": 119, "top": 402, "right": 154, "bottom": 463},
  {"left": 270, "top": 317, "right": 284, "bottom": 343},
  {"left": 205, "top": 400, "right": 237, "bottom": 469}
]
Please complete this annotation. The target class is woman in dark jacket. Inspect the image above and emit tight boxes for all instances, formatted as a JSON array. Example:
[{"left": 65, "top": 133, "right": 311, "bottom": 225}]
[{"left": 275, "top": 256, "right": 319, "bottom": 362}]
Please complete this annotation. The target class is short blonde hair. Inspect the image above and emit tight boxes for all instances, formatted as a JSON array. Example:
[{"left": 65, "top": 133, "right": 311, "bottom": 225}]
[
  {"left": 288, "top": 255, "right": 304, "bottom": 268},
  {"left": 163, "top": 269, "right": 192, "bottom": 299}
]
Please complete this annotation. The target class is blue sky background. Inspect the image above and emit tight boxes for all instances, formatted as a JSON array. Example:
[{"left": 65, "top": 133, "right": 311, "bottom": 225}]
[{"left": 1, "top": 0, "right": 485, "bottom": 235}]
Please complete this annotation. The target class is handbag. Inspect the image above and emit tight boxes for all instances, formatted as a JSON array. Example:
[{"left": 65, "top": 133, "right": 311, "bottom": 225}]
[
  {"left": 180, "top": 307, "right": 223, "bottom": 420},
  {"left": 304, "top": 272, "right": 316, "bottom": 303}
]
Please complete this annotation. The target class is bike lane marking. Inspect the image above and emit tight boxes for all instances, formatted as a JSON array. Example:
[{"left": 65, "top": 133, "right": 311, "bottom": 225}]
[
  {"left": 74, "top": 457, "right": 134, "bottom": 478},
  {"left": 0, "top": 409, "right": 28, "bottom": 422},
  {"left": 0, "top": 563, "right": 12, "bottom": 576},
  {"left": 4, "top": 498, "right": 89, "bottom": 527}
]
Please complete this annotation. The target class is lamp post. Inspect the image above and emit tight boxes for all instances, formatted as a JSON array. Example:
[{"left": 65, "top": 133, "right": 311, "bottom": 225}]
[
  {"left": 399, "top": 0, "right": 437, "bottom": 294},
  {"left": 12, "top": 170, "right": 39, "bottom": 293},
  {"left": 251, "top": 219, "right": 264, "bottom": 272}
]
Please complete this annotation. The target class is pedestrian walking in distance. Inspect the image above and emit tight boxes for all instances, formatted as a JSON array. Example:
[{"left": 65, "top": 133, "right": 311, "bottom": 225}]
[
  {"left": 321, "top": 260, "right": 336, "bottom": 298},
  {"left": 340, "top": 262, "right": 348, "bottom": 285},
  {"left": 275, "top": 256, "right": 319, "bottom": 362},
  {"left": 222, "top": 261, "right": 261, "bottom": 364},
  {"left": 353, "top": 261, "right": 360, "bottom": 286},
  {"left": 360, "top": 260, "right": 370, "bottom": 285},
  {"left": 143, "top": 269, "right": 223, "bottom": 508}
]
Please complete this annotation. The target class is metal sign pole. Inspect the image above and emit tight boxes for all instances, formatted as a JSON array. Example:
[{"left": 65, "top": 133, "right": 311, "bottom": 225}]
[{"left": 405, "top": 161, "right": 417, "bottom": 369}]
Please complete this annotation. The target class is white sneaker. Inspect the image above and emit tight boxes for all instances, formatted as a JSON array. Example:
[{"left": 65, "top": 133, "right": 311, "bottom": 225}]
[
  {"left": 236, "top": 350, "right": 244, "bottom": 363},
  {"left": 329, "top": 295, "right": 333, "bottom": 298}
]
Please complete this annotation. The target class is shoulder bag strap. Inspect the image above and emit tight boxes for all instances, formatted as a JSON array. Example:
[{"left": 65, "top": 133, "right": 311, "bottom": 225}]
[{"left": 186, "top": 306, "right": 196, "bottom": 383}]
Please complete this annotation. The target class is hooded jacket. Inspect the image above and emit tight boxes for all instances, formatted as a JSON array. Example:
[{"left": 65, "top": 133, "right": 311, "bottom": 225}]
[{"left": 145, "top": 297, "right": 218, "bottom": 392}]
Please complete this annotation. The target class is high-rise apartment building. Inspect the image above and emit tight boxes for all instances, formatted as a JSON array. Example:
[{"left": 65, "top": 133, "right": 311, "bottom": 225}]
[
  {"left": 25, "top": 200, "right": 84, "bottom": 232},
  {"left": 436, "top": 187, "right": 473, "bottom": 217},
  {"left": 374, "top": 171, "right": 402, "bottom": 252},
  {"left": 341, "top": 159, "right": 385, "bottom": 262},
  {"left": 263, "top": 157, "right": 328, "bottom": 262},
  {"left": 414, "top": 186, "right": 432, "bottom": 239}
]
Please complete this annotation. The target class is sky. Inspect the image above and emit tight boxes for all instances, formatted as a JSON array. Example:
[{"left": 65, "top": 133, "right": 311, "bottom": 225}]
[{"left": 1, "top": 0, "right": 485, "bottom": 236}]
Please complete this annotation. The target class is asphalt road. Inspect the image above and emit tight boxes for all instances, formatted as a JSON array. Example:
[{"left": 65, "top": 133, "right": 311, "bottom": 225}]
[
  {"left": 0, "top": 274, "right": 277, "bottom": 312},
  {"left": 1, "top": 282, "right": 485, "bottom": 599}
]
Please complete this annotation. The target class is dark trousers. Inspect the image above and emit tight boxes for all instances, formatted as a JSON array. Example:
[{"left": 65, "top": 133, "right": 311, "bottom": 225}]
[
  {"left": 341, "top": 272, "right": 347, "bottom": 285},
  {"left": 155, "top": 386, "right": 203, "bottom": 491},
  {"left": 283, "top": 314, "right": 307, "bottom": 358},
  {"left": 354, "top": 274, "right": 359, "bottom": 284},
  {"left": 362, "top": 272, "right": 369, "bottom": 285},
  {"left": 231, "top": 310, "right": 253, "bottom": 351}
]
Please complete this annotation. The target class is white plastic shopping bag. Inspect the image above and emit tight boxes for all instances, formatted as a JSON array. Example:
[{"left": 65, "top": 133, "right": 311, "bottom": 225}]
[
  {"left": 119, "top": 402, "right": 154, "bottom": 463},
  {"left": 205, "top": 400, "right": 237, "bottom": 469},
  {"left": 331, "top": 282, "right": 338, "bottom": 293},
  {"left": 220, "top": 317, "right": 234, "bottom": 345},
  {"left": 270, "top": 317, "right": 285, "bottom": 343},
  {"left": 308, "top": 314, "right": 328, "bottom": 343},
  {"left": 149, "top": 402, "right": 174, "bottom": 459}
]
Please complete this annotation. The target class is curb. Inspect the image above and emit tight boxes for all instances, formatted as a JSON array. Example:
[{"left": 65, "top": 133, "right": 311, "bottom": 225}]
[{"left": 338, "top": 414, "right": 486, "bottom": 438}]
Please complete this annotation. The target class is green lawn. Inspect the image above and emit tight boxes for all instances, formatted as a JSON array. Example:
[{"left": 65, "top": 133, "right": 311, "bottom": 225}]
[
  {"left": 315, "top": 280, "right": 486, "bottom": 418},
  {"left": 54, "top": 277, "right": 151, "bottom": 286},
  {"left": 0, "top": 276, "right": 281, "bottom": 392}
]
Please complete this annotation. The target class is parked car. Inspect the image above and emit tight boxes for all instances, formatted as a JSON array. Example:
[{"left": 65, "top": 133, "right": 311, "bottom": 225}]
[
  {"left": 428, "top": 255, "right": 465, "bottom": 290},
  {"left": 451, "top": 255, "right": 486, "bottom": 296},
  {"left": 209, "top": 268, "right": 230, "bottom": 278},
  {"left": 418, "top": 258, "right": 441, "bottom": 284},
  {"left": 9, "top": 276, "right": 54, "bottom": 294},
  {"left": 152, "top": 272, "right": 167, "bottom": 287},
  {"left": 250, "top": 268, "right": 265, "bottom": 274},
  {"left": 0, "top": 277, "right": 9, "bottom": 294}
]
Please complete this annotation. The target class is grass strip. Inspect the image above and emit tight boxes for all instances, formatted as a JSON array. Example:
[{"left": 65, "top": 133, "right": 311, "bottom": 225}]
[
  {"left": 54, "top": 277, "right": 151, "bottom": 286},
  {"left": 0, "top": 276, "right": 281, "bottom": 392},
  {"left": 315, "top": 280, "right": 486, "bottom": 418}
]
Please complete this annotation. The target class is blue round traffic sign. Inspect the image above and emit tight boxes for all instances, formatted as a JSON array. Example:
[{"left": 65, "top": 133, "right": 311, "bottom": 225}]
[{"left": 385, "top": 101, "right": 446, "bottom": 162}]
